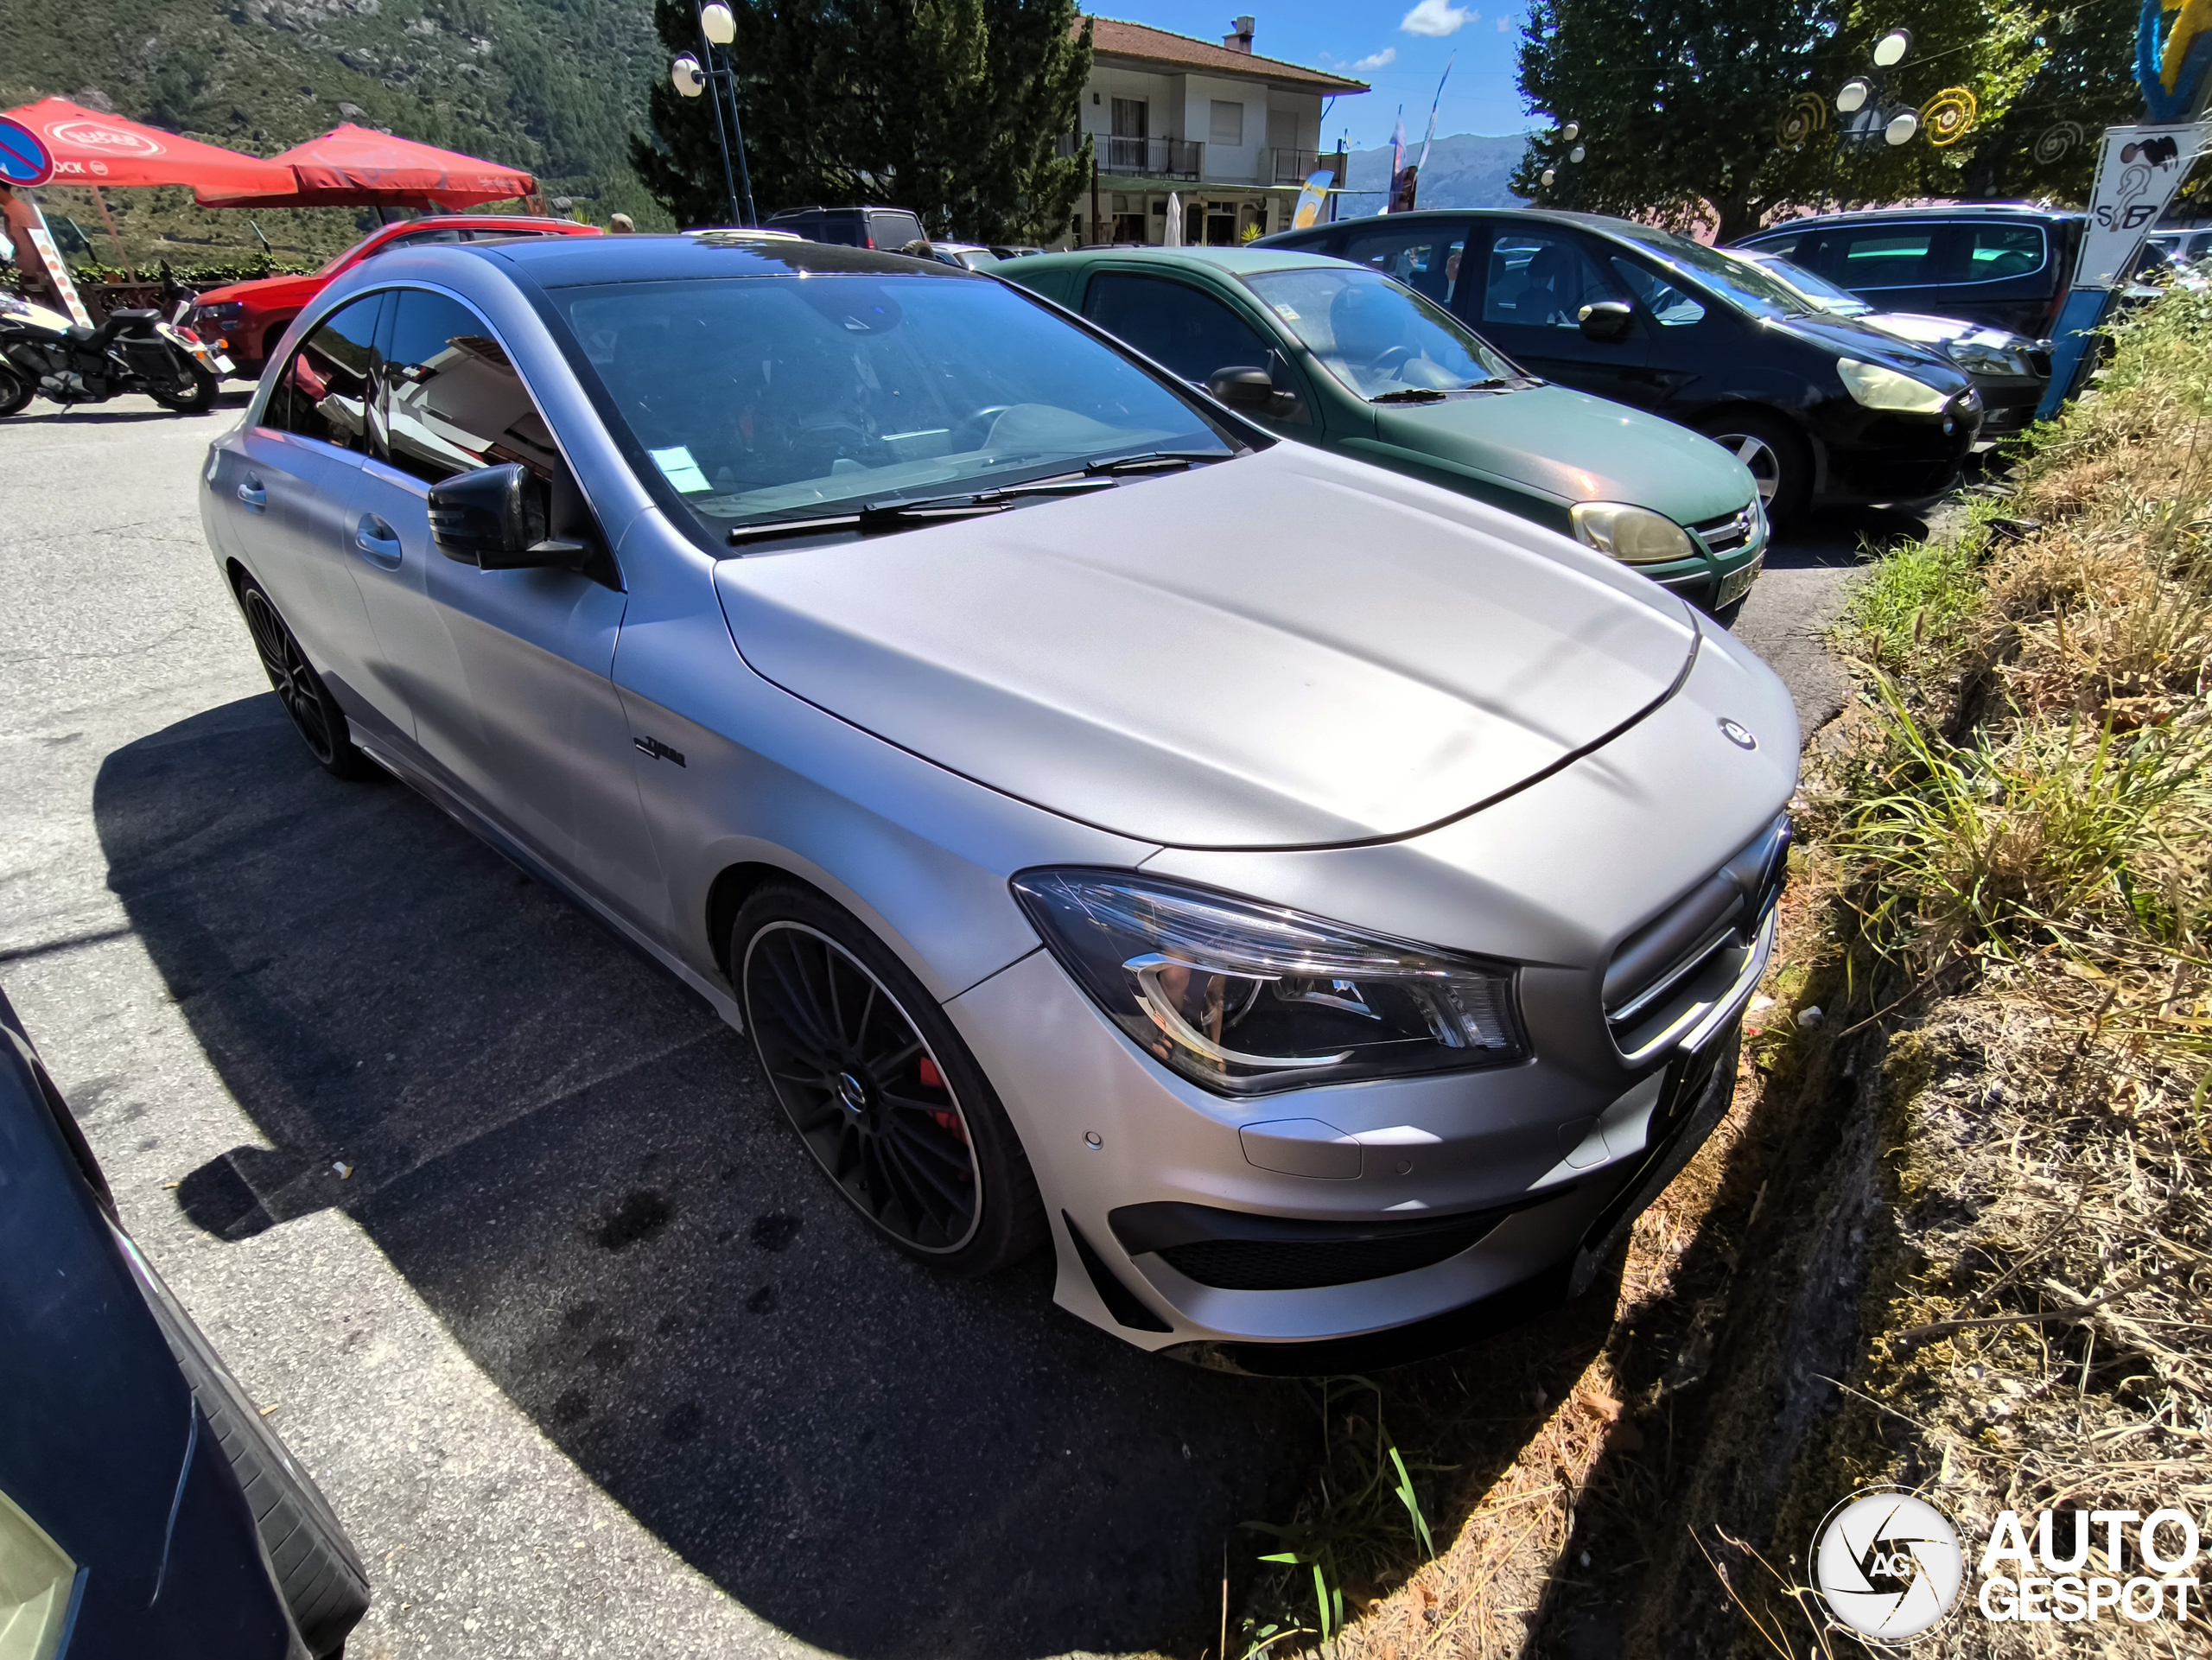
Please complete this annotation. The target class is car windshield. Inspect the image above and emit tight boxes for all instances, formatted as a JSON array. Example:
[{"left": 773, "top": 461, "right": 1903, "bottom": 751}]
[
  {"left": 550, "top": 275, "right": 1236, "bottom": 532},
  {"left": 1732, "top": 251, "right": 1872, "bottom": 315},
  {"left": 1243, "top": 266, "right": 1519, "bottom": 398},
  {"left": 1614, "top": 227, "right": 1814, "bottom": 320}
]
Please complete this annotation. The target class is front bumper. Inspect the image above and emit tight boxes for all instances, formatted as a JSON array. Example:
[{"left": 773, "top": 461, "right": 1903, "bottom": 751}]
[
  {"left": 1810, "top": 397, "right": 1980, "bottom": 507},
  {"left": 950, "top": 894, "right": 1773, "bottom": 1359}
]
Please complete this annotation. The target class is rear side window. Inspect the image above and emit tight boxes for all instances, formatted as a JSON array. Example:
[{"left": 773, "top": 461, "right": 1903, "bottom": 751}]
[
  {"left": 1083, "top": 271, "right": 1273, "bottom": 383},
  {"left": 265, "top": 292, "right": 385, "bottom": 452},
  {"left": 869, "top": 212, "right": 926, "bottom": 249},
  {"left": 1824, "top": 226, "right": 1937, "bottom": 287},
  {"left": 814, "top": 214, "right": 866, "bottom": 246},
  {"left": 1483, "top": 231, "right": 1627, "bottom": 328},
  {"left": 1338, "top": 223, "right": 1469, "bottom": 306},
  {"left": 1956, "top": 223, "right": 2045, "bottom": 283},
  {"left": 378, "top": 289, "right": 561, "bottom": 484}
]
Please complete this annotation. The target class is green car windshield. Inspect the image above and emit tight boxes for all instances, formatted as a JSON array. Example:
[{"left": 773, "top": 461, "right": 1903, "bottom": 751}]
[
  {"left": 1243, "top": 267, "right": 1519, "bottom": 399},
  {"left": 553, "top": 275, "right": 1235, "bottom": 532}
]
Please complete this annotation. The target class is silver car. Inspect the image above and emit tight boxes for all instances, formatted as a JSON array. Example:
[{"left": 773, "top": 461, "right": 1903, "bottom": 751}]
[{"left": 198, "top": 234, "right": 1797, "bottom": 1368}]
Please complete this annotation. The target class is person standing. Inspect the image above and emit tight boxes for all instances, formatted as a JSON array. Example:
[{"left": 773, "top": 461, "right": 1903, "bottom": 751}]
[{"left": 0, "top": 183, "right": 61, "bottom": 309}]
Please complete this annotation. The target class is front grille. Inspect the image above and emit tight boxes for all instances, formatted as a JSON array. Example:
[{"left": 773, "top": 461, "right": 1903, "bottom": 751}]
[
  {"left": 1157, "top": 1212, "right": 1503, "bottom": 1290},
  {"left": 1605, "top": 815, "right": 1789, "bottom": 1055},
  {"left": 1691, "top": 506, "right": 1758, "bottom": 556}
]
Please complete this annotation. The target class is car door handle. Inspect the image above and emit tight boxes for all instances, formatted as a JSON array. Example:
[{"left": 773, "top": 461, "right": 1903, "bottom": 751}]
[
  {"left": 238, "top": 478, "right": 267, "bottom": 512},
  {"left": 354, "top": 514, "right": 404, "bottom": 569}
]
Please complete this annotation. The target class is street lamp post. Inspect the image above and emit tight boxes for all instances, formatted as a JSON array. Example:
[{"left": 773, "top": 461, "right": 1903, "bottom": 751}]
[
  {"left": 670, "top": 1, "right": 758, "bottom": 226},
  {"left": 1824, "top": 28, "right": 1917, "bottom": 209}
]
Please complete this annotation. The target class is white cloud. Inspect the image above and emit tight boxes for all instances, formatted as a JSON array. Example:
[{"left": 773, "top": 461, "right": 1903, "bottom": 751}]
[
  {"left": 1496, "top": 13, "right": 1510, "bottom": 28},
  {"left": 1400, "top": 0, "right": 1473, "bottom": 37},
  {"left": 1352, "top": 46, "right": 1398, "bottom": 70}
]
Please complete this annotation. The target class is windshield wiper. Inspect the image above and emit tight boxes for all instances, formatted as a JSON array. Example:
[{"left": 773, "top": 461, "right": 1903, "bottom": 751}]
[
  {"left": 727, "top": 475, "right": 1116, "bottom": 544},
  {"left": 1083, "top": 448, "right": 1236, "bottom": 475},
  {"left": 1370, "top": 378, "right": 1512, "bottom": 404}
]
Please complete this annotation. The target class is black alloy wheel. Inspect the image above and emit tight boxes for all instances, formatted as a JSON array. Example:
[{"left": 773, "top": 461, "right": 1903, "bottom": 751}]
[
  {"left": 0, "top": 363, "right": 31, "bottom": 417},
  {"left": 736, "top": 887, "right": 1043, "bottom": 1273},
  {"left": 237, "top": 579, "right": 375, "bottom": 779},
  {"left": 1698, "top": 408, "right": 1811, "bottom": 528}
]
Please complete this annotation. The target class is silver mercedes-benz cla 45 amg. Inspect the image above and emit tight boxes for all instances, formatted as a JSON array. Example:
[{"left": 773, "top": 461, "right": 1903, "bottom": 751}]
[{"left": 198, "top": 232, "right": 1796, "bottom": 1370}]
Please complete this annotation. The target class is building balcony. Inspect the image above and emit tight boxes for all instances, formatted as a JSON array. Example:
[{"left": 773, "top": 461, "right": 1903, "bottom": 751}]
[
  {"left": 1104, "top": 136, "right": 1204, "bottom": 179},
  {"left": 1269, "top": 148, "right": 1321, "bottom": 185}
]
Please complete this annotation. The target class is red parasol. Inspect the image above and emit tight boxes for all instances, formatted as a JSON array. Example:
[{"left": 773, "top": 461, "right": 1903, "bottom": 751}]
[
  {"left": 200, "top": 124, "right": 537, "bottom": 210},
  {"left": 0, "top": 98, "right": 299, "bottom": 201}
]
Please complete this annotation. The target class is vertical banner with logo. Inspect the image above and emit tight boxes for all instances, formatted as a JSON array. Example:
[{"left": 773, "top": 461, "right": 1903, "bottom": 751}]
[
  {"left": 2037, "top": 119, "right": 2212, "bottom": 418},
  {"left": 1291, "top": 169, "right": 1334, "bottom": 230},
  {"left": 22, "top": 207, "right": 91, "bottom": 327}
]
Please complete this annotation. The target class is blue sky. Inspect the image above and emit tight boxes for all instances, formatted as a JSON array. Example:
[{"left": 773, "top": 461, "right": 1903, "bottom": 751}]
[{"left": 1088, "top": 2, "right": 1541, "bottom": 149}]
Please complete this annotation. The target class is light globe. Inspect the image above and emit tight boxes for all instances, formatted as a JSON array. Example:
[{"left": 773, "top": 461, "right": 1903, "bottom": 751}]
[
  {"left": 701, "top": 3, "right": 736, "bottom": 44},
  {"left": 671, "top": 53, "right": 706, "bottom": 94}
]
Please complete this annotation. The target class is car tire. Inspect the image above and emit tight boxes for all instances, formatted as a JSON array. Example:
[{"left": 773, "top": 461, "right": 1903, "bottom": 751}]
[
  {"left": 234, "top": 576, "right": 378, "bottom": 780},
  {"left": 1698, "top": 408, "right": 1811, "bottom": 528},
  {"left": 124, "top": 1240, "right": 371, "bottom": 1657},
  {"left": 149, "top": 365, "right": 221, "bottom": 413},
  {"left": 734, "top": 884, "right": 1046, "bottom": 1276}
]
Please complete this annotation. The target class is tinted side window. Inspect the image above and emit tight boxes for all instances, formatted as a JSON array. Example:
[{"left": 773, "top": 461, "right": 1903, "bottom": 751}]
[
  {"left": 1611, "top": 257, "right": 1705, "bottom": 325},
  {"left": 1956, "top": 223, "right": 2045, "bottom": 283},
  {"left": 267, "top": 292, "right": 384, "bottom": 452},
  {"left": 1744, "top": 231, "right": 1802, "bottom": 259},
  {"left": 814, "top": 215, "right": 866, "bottom": 246},
  {"left": 1482, "top": 231, "right": 1626, "bottom": 328},
  {"left": 1338, "top": 224, "right": 1469, "bottom": 305},
  {"left": 869, "top": 212, "right": 925, "bottom": 248},
  {"left": 379, "top": 289, "right": 561, "bottom": 485},
  {"left": 1083, "top": 271, "right": 1272, "bottom": 383},
  {"left": 1826, "top": 226, "right": 1936, "bottom": 288}
]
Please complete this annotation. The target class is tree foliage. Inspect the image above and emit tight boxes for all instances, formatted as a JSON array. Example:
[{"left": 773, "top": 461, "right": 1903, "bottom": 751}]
[
  {"left": 631, "top": 0, "right": 1092, "bottom": 242},
  {"left": 1512, "top": 0, "right": 2141, "bottom": 240}
]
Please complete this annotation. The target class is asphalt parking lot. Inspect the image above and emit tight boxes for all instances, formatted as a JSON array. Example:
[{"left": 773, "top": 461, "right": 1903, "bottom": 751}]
[{"left": 0, "top": 392, "right": 1930, "bottom": 1659}]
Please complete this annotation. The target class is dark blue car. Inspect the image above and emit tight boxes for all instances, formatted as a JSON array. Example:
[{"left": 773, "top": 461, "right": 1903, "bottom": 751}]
[{"left": 0, "top": 987, "right": 369, "bottom": 1657}]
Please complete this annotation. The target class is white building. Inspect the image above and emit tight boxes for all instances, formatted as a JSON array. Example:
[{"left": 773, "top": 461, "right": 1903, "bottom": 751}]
[{"left": 1066, "top": 15, "right": 1366, "bottom": 247}]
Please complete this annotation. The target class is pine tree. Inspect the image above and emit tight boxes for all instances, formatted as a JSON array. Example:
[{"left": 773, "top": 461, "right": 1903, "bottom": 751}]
[{"left": 630, "top": 0, "right": 1091, "bottom": 242}]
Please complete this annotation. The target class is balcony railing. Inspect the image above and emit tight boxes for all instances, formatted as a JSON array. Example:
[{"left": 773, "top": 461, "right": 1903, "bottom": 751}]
[
  {"left": 1099, "top": 137, "right": 1203, "bottom": 180},
  {"left": 1269, "top": 148, "right": 1322, "bottom": 185}
]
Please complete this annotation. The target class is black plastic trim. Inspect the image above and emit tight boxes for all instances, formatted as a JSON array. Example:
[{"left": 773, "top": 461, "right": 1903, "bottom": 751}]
[{"left": 1064, "top": 1212, "right": 1173, "bottom": 1332}]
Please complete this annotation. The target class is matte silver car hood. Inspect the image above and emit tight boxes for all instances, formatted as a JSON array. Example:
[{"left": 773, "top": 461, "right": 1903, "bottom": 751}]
[{"left": 713, "top": 448, "right": 1698, "bottom": 849}]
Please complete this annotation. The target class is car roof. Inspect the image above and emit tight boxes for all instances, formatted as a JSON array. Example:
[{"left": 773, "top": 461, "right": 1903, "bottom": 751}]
[
  {"left": 461, "top": 231, "right": 970, "bottom": 284},
  {"left": 1738, "top": 204, "right": 2083, "bottom": 234},
  {"left": 372, "top": 213, "right": 595, "bottom": 236},
  {"left": 1018, "top": 245, "right": 1356, "bottom": 277}
]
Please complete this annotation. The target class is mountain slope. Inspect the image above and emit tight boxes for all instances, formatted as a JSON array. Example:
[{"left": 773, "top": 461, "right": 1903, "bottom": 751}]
[{"left": 1338, "top": 131, "right": 1535, "bottom": 213}]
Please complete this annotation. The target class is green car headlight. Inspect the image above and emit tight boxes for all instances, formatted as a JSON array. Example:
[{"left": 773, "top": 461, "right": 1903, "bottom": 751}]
[
  {"left": 0, "top": 1488, "right": 78, "bottom": 1660},
  {"left": 1569, "top": 501, "right": 1696, "bottom": 565},
  {"left": 1836, "top": 356, "right": 1950, "bottom": 414}
]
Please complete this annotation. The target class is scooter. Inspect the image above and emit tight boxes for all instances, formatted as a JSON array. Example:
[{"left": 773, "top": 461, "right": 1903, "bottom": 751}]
[{"left": 0, "top": 292, "right": 232, "bottom": 417}]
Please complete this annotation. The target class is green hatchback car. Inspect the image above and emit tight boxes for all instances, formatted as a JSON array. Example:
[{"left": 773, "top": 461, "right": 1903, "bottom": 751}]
[{"left": 1003, "top": 246, "right": 1767, "bottom": 609}]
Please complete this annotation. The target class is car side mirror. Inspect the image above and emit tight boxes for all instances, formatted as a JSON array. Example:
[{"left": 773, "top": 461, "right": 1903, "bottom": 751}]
[
  {"left": 1579, "top": 301, "right": 1635, "bottom": 344},
  {"left": 1205, "top": 366, "right": 1276, "bottom": 411},
  {"left": 428, "top": 462, "right": 589, "bottom": 571}
]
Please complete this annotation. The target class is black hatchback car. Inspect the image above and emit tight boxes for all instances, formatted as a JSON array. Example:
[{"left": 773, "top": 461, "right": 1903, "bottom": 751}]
[
  {"left": 1731, "top": 204, "right": 2084, "bottom": 340},
  {"left": 0, "top": 986, "right": 369, "bottom": 1657},
  {"left": 1259, "top": 207, "right": 1980, "bottom": 525},
  {"left": 763, "top": 204, "right": 928, "bottom": 251}
]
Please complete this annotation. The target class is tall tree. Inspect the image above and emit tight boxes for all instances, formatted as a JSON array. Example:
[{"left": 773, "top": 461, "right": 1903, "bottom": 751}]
[
  {"left": 631, "top": 0, "right": 1090, "bottom": 242},
  {"left": 1511, "top": 0, "right": 2094, "bottom": 240}
]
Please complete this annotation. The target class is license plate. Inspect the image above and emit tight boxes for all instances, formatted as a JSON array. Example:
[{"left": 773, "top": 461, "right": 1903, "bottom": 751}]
[
  {"left": 1717, "top": 553, "right": 1764, "bottom": 607},
  {"left": 213, "top": 353, "right": 234, "bottom": 374}
]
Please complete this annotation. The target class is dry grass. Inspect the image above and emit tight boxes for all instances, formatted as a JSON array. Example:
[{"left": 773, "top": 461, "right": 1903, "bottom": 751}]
[{"left": 1727, "top": 288, "right": 2212, "bottom": 1656}]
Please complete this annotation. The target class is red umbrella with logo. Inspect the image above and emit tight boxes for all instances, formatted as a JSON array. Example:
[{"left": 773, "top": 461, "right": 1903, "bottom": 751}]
[
  {"left": 0, "top": 98, "right": 298, "bottom": 200},
  {"left": 199, "top": 124, "right": 537, "bottom": 210}
]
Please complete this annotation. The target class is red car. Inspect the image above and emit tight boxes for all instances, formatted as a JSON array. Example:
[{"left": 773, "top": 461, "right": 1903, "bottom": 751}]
[{"left": 183, "top": 215, "right": 603, "bottom": 379}]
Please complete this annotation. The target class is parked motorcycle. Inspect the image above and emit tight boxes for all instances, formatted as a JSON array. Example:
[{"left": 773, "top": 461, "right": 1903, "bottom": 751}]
[{"left": 0, "top": 292, "right": 232, "bottom": 417}]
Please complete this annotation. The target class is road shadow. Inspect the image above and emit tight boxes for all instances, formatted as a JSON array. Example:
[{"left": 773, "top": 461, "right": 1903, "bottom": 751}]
[
  {"left": 1761, "top": 501, "right": 1934, "bottom": 572},
  {"left": 91, "top": 694, "right": 1605, "bottom": 1657}
]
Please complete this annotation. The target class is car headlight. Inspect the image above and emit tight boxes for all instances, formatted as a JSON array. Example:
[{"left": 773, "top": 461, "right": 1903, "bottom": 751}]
[
  {"left": 1568, "top": 502, "right": 1696, "bottom": 565},
  {"left": 193, "top": 300, "right": 245, "bottom": 324},
  {"left": 0, "top": 1488, "right": 77, "bottom": 1659},
  {"left": 1945, "top": 336, "right": 2034, "bottom": 378},
  {"left": 1011, "top": 869, "right": 1524, "bottom": 1095},
  {"left": 1836, "top": 357, "right": 1950, "bottom": 414}
]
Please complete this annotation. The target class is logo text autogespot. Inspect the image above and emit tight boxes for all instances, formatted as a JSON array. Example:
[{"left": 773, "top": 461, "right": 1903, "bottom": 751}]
[{"left": 1976, "top": 1509, "right": 2202, "bottom": 1625}]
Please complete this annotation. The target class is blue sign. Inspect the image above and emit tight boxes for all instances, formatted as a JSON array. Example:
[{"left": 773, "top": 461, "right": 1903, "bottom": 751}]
[{"left": 0, "top": 117, "right": 54, "bottom": 187}]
